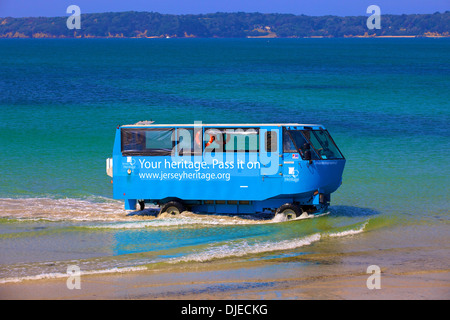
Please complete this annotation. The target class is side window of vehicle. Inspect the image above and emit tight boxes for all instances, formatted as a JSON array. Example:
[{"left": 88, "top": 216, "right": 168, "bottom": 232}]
[
  {"left": 121, "top": 128, "right": 174, "bottom": 156},
  {"left": 264, "top": 130, "right": 277, "bottom": 153},
  {"left": 283, "top": 130, "right": 297, "bottom": 153},
  {"left": 176, "top": 128, "right": 203, "bottom": 156},
  {"left": 204, "top": 128, "right": 224, "bottom": 152}
]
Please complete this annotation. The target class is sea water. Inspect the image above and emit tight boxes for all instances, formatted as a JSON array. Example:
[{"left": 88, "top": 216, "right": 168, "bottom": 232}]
[{"left": 0, "top": 38, "right": 448, "bottom": 285}]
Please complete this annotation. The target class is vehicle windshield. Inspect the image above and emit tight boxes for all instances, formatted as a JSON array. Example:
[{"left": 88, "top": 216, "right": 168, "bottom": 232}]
[
  {"left": 301, "top": 130, "right": 344, "bottom": 160},
  {"left": 288, "top": 130, "right": 344, "bottom": 160},
  {"left": 286, "top": 130, "right": 320, "bottom": 160}
]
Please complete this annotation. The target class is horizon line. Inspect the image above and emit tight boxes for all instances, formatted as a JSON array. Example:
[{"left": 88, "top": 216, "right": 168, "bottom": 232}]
[{"left": 2, "top": 10, "right": 449, "bottom": 19}]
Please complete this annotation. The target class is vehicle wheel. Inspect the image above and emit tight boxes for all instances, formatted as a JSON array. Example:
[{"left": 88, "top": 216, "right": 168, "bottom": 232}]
[
  {"left": 158, "top": 201, "right": 184, "bottom": 217},
  {"left": 275, "top": 203, "right": 301, "bottom": 221},
  {"left": 138, "top": 200, "right": 145, "bottom": 211}
]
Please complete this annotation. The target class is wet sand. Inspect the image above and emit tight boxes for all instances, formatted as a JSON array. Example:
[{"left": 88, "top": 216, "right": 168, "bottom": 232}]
[{"left": 1, "top": 264, "right": 448, "bottom": 300}]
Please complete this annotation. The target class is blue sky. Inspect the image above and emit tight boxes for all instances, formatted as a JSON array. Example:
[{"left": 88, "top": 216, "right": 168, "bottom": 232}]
[{"left": 0, "top": 0, "right": 448, "bottom": 17}]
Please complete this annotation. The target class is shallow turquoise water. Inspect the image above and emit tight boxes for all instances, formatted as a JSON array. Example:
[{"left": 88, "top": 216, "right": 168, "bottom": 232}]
[{"left": 0, "top": 38, "right": 448, "bottom": 282}]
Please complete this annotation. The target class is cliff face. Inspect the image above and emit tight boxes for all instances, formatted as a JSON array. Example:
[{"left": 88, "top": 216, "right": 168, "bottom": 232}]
[{"left": 0, "top": 11, "right": 449, "bottom": 38}]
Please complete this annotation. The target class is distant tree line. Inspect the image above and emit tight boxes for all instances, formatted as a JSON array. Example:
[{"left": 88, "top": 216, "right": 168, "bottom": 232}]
[{"left": 0, "top": 11, "right": 449, "bottom": 38}]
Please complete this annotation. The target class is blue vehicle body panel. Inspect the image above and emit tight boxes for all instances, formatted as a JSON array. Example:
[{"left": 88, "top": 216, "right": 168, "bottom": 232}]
[{"left": 108, "top": 123, "right": 345, "bottom": 215}]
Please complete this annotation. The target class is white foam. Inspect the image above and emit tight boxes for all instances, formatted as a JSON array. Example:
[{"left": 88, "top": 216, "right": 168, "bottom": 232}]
[
  {"left": 168, "top": 221, "right": 367, "bottom": 263},
  {"left": 271, "top": 211, "right": 329, "bottom": 223},
  {"left": 0, "top": 197, "right": 336, "bottom": 227},
  {"left": 0, "top": 197, "right": 271, "bottom": 225},
  {"left": 326, "top": 222, "right": 368, "bottom": 238},
  {"left": 0, "top": 266, "right": 147, "bottom": 284},
  {"left": 0, "top": 197, "right": 129, "bottom": 222},
  {"left": 86, "top": 213, "right": 269, "bottom": 229},
  {"left": 169, "top": 233, "right": 322, "bottom": 263}
]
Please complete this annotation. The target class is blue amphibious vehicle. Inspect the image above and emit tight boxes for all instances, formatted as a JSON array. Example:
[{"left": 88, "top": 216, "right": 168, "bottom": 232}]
[{"left": 106, "top": 122, "right": 345, "bottom": 220}]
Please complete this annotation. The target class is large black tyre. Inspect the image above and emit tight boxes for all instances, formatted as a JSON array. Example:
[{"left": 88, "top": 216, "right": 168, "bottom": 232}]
[
  {"left": 137, "top": 200, "right": 145, "bottom": 211},
  {"left": 158, "top": 201, "right": 184, "bottom": 217},
  {"left": 275, "top": 203, "right": 302, "bottom": 221}
]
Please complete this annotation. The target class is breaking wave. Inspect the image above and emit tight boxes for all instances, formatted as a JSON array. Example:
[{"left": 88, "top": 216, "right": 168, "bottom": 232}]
[
  {"left": 0, "top": 266, "right": 147, "bottom": 284},
  {"left": 169, "top": 222, "right": 368, "bottom": 263}
]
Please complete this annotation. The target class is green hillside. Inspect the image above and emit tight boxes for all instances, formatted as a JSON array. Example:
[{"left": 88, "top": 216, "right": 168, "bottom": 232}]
[{"left": 1, "top": 11, "right": 449, "bottom": 38}]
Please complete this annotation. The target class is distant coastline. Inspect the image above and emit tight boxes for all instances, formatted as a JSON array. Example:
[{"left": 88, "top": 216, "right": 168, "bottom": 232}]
[{"left": 0, "top": 11, "right": 449, "bottom": 39}]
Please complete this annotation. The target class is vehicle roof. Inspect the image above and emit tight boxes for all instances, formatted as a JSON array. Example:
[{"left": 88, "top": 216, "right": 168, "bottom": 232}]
[{"left": 121, "top": 123, "right": 325, "bottom": 128}]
